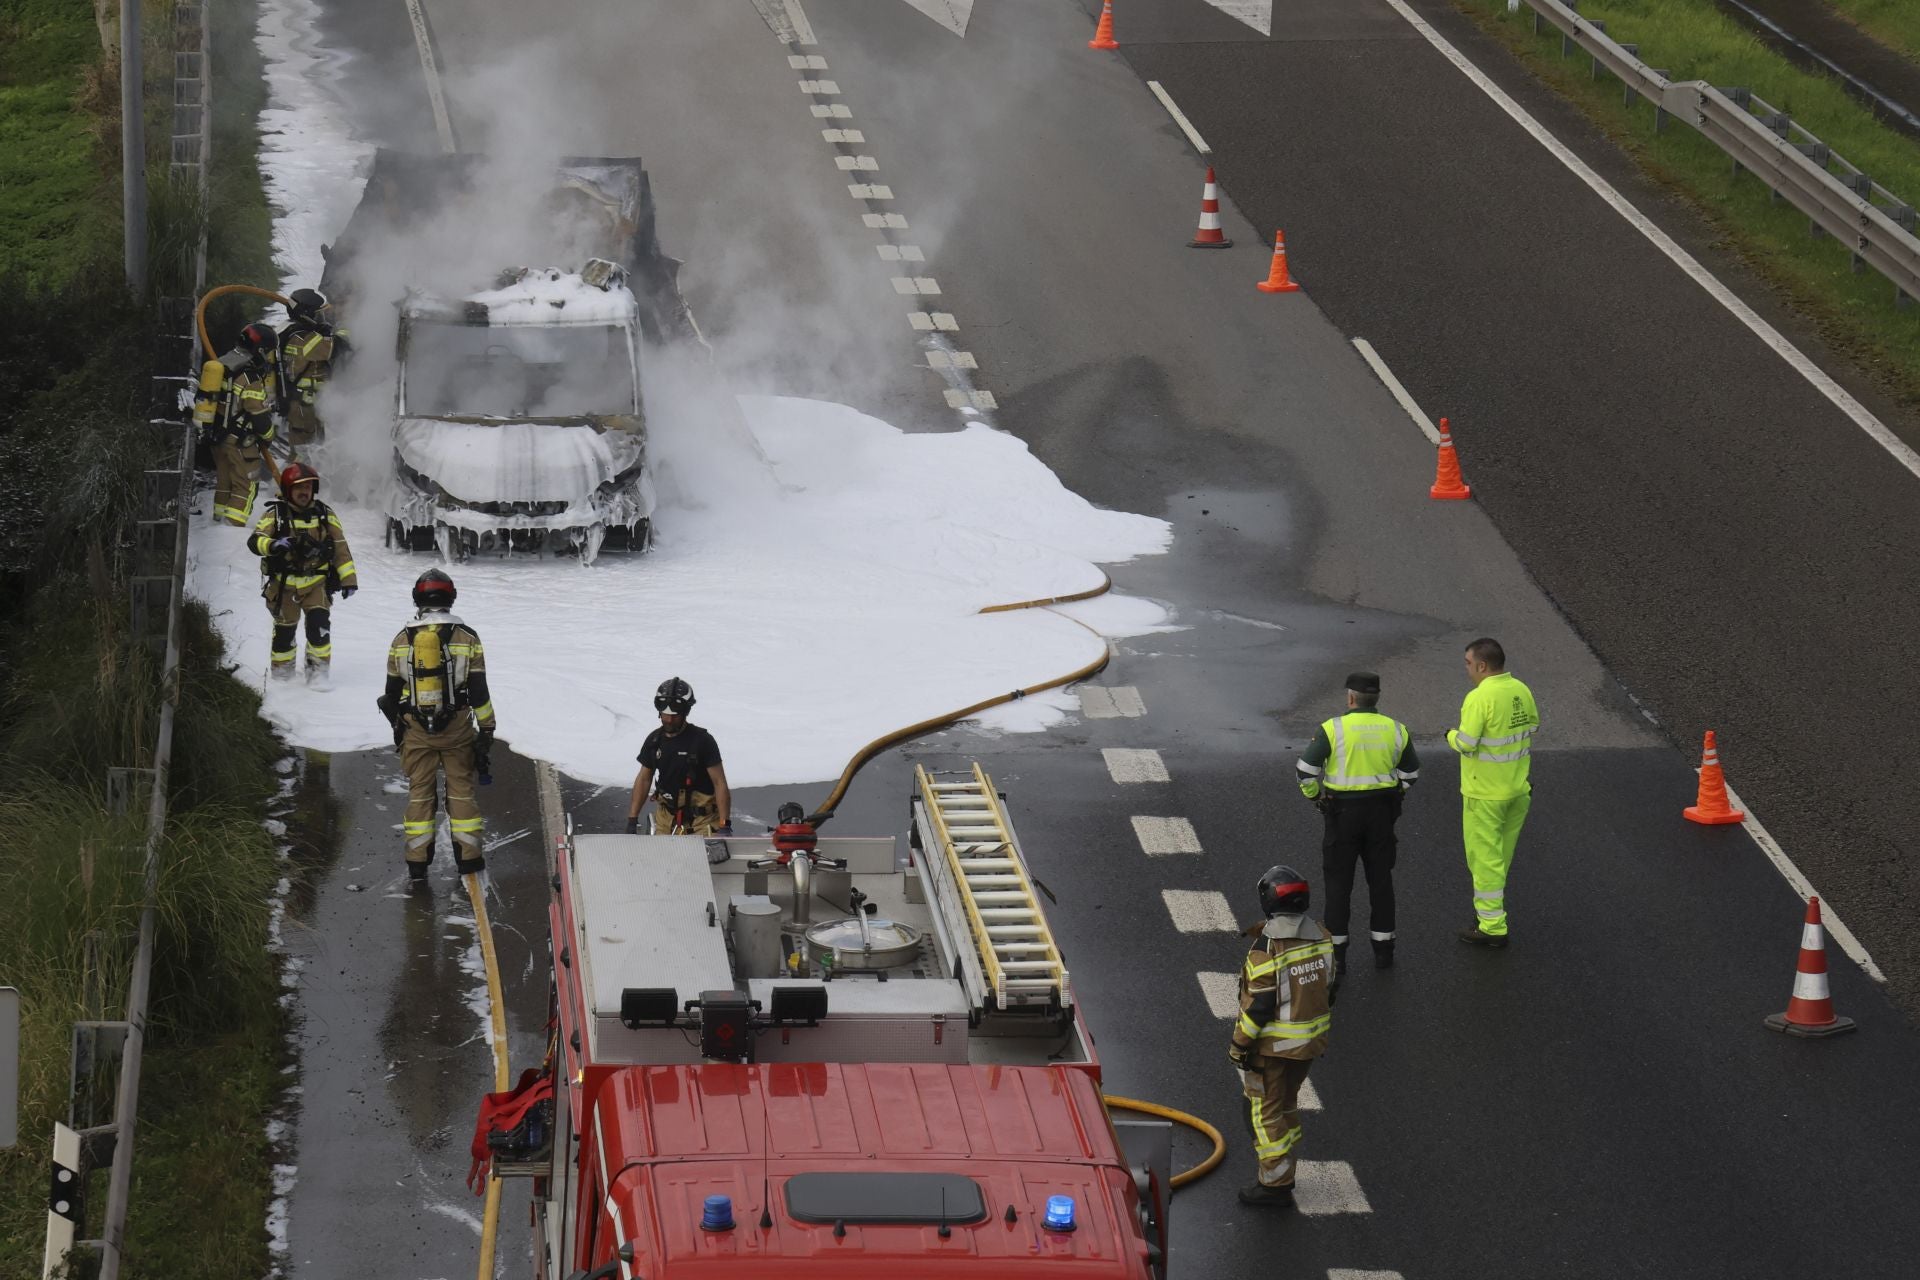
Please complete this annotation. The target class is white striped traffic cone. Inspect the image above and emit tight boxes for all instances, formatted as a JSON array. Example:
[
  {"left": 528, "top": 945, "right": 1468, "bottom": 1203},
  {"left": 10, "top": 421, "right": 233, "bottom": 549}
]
[
  {"left": 1189, "top": 166, "right": 1232, "bottom": 249},
  {"left": 1763, "top": 897, "right": 1856, "bottom": 1038}
]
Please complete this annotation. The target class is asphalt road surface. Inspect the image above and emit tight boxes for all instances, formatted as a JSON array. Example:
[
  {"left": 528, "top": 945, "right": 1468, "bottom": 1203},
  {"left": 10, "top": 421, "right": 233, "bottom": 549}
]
[{"left": 281, "top": 1, "right": 1920, "bottom": 1276}]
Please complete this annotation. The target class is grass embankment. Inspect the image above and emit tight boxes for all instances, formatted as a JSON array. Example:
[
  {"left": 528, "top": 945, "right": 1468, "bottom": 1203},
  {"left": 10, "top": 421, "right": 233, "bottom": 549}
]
[
  {"left": 1824, "top": 0, "right": 1920, "bottom": 68},
  {"left": 1455, "top": 0, "right": 1920, "bottom": 405},
  {"left": 0, "top": 0, "right": 285, "bottom": 1273}
]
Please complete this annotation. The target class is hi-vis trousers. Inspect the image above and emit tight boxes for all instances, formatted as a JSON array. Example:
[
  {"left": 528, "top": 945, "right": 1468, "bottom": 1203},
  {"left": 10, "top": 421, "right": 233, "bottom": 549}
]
[
  {"left": 1244, "top": 1057, "right": 1314, "bottom": 1188},
  {"left": 401, "top": 718, "right": 482, "bottom": 870},
  {"left": 1463, "top": 793, "right": 1531, "bottom": 937}
]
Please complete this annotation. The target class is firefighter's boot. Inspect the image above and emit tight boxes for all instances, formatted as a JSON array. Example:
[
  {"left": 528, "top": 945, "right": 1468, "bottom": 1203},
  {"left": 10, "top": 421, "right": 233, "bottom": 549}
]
[
  {"left": 1373, "top": 940, "right": 1396, "bottom": 970},
  {"left": 1237, "top": 1184, "right": 1296, "bottom": 1210},
  {"left": 1331, "top": 940, "right": 1349, "bottom": 979}
]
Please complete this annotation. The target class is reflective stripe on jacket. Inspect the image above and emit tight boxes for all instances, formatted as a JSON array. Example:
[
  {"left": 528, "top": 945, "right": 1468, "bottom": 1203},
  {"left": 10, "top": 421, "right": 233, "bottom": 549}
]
[
  {"left": 1447, "top": 671, "right": 1539, "bottom": 800},
  {"left": 1297, "top": 711, "right": 1419, "bottom": 799},
  {"left": 248, "top": 500, "right": 356, "bottom": 591},
  {"left": 1232, "top": 920, "right": 1335, "bottom": 1060}
]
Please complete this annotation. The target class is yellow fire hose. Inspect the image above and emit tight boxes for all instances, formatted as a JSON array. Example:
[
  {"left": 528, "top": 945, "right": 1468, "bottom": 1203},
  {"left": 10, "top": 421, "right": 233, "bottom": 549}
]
[
  {"left": 465, "top": 871, "right": 511, "bottom": 1280},
  {"left": 193, "top": 283, "right": 298, "bottom": 473}
]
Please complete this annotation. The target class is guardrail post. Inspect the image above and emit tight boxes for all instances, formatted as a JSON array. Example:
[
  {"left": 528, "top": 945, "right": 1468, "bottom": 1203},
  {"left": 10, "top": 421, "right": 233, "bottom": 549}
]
[
  {"left": 130, "top": 578, "right": 174, "bottom": 657},
  {"left": 1587, "top": 20, "right": 1607, "bottom": 78}
]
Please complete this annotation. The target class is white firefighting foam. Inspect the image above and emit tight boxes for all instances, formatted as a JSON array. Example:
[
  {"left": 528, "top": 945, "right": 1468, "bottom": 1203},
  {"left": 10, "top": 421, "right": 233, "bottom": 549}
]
[{"left": 186, "top": 396, "right": 1173, "bottom": 788}]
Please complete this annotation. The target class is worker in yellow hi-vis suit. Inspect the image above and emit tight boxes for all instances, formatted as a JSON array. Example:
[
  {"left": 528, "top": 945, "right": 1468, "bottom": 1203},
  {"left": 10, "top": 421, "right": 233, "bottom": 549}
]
[{"left": 1447, "top": 636, "right": 1539, "bottom": 947}]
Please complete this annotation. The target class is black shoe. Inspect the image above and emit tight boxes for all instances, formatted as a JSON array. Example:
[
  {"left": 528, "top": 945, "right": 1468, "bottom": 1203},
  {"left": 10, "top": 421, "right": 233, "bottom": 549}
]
[
  {"left": 1373, "top": 944, "right": 1395, "bottom": 969},
  {"left": 454, "top": 854, "right": 486, "bottom": 876},
  {"left": 1331, "top": 941, "right": 1349, "bottom": 978},
  {"left": 1457, "top": 925, "right": 1509, "bottom": 949},
  {"left": 406, "top": 860, "right": 429, "bottom": 882},
  {"left": 1238, "top": 1184, "right": 1296, "bottom": 1209}
]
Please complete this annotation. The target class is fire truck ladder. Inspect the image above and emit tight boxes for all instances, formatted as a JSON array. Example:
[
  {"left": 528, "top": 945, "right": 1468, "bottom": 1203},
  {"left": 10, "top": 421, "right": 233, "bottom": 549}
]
[{"left": 915, "top": 764, "right": 1071, "bottom": 1013}]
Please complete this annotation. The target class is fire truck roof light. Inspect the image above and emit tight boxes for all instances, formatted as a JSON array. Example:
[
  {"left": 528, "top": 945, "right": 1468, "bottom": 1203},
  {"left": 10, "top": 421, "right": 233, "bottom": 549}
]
[
  {"left": 702, "top": 1194, "right": 736, "bottom": 1232},
  {"left": 1042, "top": 1195, "right": 1076, "bottom": 1232}
]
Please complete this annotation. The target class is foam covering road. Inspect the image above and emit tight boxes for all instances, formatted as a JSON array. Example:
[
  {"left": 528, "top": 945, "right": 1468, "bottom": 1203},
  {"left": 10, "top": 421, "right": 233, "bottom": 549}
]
[{"left": 279, "top": 1, "right": 1920, "bottom": 1276}]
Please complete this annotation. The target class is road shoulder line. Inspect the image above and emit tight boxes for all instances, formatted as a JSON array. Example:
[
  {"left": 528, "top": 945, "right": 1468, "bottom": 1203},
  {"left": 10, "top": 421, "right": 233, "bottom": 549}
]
[
  {"left": 1351, "top": 338, "right": 1442, "bottom": 445},
  {"left": 1147, "top": 80, "right": 1212, "bottom": 155},
  {"left": 1723, "top": 781, "right": 1886, "bottom": 983}
]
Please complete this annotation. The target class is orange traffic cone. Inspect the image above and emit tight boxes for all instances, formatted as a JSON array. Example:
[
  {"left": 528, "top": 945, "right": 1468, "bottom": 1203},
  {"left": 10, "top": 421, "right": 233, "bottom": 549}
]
[
  {"left": 1683, "top": 730, "right": 1745, "bottom": 825},
  {"left": 1189, "top": 167, "right": 1231, "bottom": 248},
  {"left": 1764, "top": 897, "right": 1857, "bottom": 1037},
  {"left": 1088, "top": 0, "right": 1119, "bottom": 49},
  {"left": 1255, "top": 230, "right": 1301, "bottom": 293},
  {"left": 1429, "top": 417, "right": 1471, "bottom": 500}
]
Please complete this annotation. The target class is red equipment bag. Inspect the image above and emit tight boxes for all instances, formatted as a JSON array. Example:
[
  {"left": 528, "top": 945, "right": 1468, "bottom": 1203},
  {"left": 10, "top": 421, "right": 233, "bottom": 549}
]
[{"left": 466, "top": 1067, "right": 555, "bottom": 1195}]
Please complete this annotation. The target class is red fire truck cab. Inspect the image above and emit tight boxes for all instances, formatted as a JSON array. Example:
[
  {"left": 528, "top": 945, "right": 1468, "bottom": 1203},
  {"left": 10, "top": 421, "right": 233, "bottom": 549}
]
[{"left": 510, "top": 765, "right": 1172, "bottom": 1279}]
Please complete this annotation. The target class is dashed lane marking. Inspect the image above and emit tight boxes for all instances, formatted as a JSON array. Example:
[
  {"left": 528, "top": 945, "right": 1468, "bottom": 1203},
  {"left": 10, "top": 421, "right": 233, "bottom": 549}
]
[
  {"left": 924, "top": 350, "right": 976, "bottom": 369},
  {"left": 1080, "top": 685, "right": 1146, "bottom": 718},
  {"left": 797, "top": 78, "right": 840, "bottom": 94},
  {"left": 908, "top": 311, "right": 958, "bottom": 331},
  {"left": 1103, "top": 748, "right": 1170, "bottom": 783},
  {"left": 787, "top": 53, "right": 827, "bottom": 69},
  {"left": 1351, "top": 337, "right": 1442, "bottom": 446},
  {"left": 877, "top": 244, "right": 926, "bottom": 262},
  {"left": 848, "top": 183, "right": 894, "bottom": 200},
  {"left": 835, "top": 154, "right": 880, "bottom": 171},
  {"left": 1197, "top": 970, "right": 1240, "bottom": 1019},
  {"left": 1162, "top": 889, "right": 1236, "bottom": 931},
  {"left": 943, "top": 388, "right": 997, "bottom": 410},
  {"left": 822, "top": 128, "right": 865, "bottom": 143},
  {"left": 1133, "top": 816, "right": 1202, "bottom": 856},
  {"left": 1295, "top": 1161, "right": 1373, "bottom": 1216},
  {"left": 891, "top": 276, "right": 941, "bottom": 295},
  {"left": 1145, "top": 80, "right": 1211, "bottom": 155},
  {"left": 1329, "top": 1271, "right": 1403, "bottom": 1279},
  {"left": 811, "top": 103, "right": 853, "bottom": 118},
  {"left": 1300, "top": 1077, "right": 1322, "bottom": 1111},
  {"left": 864, "top": 212, "right": 909, "bottom": 229},
  {"left": 1381, "top": 0, "right": 1920, "bottom": 484}
]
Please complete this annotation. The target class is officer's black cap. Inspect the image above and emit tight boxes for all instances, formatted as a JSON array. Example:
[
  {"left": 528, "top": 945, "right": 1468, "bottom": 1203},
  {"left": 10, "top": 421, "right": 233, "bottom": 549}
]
[{"left": 1345, "top": 672, "right": 1381, "bottom": 694}]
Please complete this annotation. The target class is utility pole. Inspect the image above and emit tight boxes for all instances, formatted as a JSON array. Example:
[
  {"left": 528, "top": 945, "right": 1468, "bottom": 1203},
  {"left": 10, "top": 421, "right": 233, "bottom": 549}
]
[{"left": 121, "top": 0, "right": 148, "bottom": 297}]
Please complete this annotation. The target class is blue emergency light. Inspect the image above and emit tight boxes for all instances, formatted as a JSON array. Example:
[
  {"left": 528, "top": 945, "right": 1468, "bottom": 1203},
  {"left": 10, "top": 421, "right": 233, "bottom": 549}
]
[
  {"left": 701, "top": 1194, "right": 735, "bottom": 1232},
  {"left": 1042, "top": 1194, "right": 1076, "bottom": 1232}
]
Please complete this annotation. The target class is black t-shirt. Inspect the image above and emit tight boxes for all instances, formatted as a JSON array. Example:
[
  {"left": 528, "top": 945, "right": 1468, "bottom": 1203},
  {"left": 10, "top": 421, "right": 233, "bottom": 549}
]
[{"left": 638, "top": 724, "right": 722, "bottom": 796}]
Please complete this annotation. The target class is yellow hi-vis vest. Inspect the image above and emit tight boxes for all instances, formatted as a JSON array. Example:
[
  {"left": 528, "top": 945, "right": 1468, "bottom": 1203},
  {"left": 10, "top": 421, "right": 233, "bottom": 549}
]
[
  {"left": 1320, "top": 712, "right": 1410, "bottom": 793},
  {"left": 1448, "top": 672, "right": 1539, "bottom": 801}
]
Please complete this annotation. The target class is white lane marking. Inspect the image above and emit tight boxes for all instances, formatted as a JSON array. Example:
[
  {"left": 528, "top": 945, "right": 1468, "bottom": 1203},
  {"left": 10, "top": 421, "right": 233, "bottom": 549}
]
[
  {"left": 1197, "top": 971, "right": 1240, "bottom": 1019},
  {"left": 1300, "top": 1078, "right": 1322, "bottom": 1111},
  {"left": 785, "top": 0, "right": 817, "bottom": 44},
  {"left": 1352, "top": 337, "right": 1442, "bottom": 445},
  {"left": 900, "top": 0, "right": 974, "bottom": 37},
  {"left": 1201, "top": 0, "right": 1274, "bottom": 36},
  {"left": 1162, "top": 889, "right": 1236, "bottom": 931},
  {"left": 835, "top": 154, "right": 880, "bottom": 171},
  {"left": 1146, "top": 80, "right": 1212, "bottom": 155},
  {"left": 822, "top": 128, "right": 865, "bottom": 143},
  {"left": 1380, "top": 0, "right": 1920, "bottom": 483},
  {"left": 1295, "top": 1161, "right": 1372, "bottom": 1215},
  {"left": 1104, "top": 748, "right": 1170, "bottom": 783},
  {"left": 908, "top": 311, "right": 958, "bottom": 332},
  {"left": 1133, "top": 816, "right": 1202, "bottom": 856},
  {"left": 892, "top": 276, "right": 942, "bottom": 296},
  {"left": 877, "top": 244, "right": 926, "bottom": 262},
  {"left": 925, "top": 350, "right": 976, "bottom": 369},
  {"left": 849, "top": 183, "right": 895, "bottom": 200},
  {"left": 400, "top": 0, "right": 457, "bottom": 153},
  {"left": 788, "top": 53, "right": 828, "bottom": 69},
  {"left": 1328, "top": 1271, "right": 1403, "bottom": 1279},
  {"left": 754, "top": 0, "right": 817, "bottom": 45},
  {"left": 943, "top": 388, "right": 997, "bottom": 410},
  {"left": 811, "top": 103, "right": 853, "bottom": 118},
  {"left": 864, "top": 212, "right": 909, "bottom": 229},
  {"left": 798, "top": 78, "right": 841, "bottom": 94},
  {"left": 1721, "top": 781, "right": 1886, "bottom": 983},
  {"left": 1080, "top": 685, "right": 1146, "bottom": 719}
]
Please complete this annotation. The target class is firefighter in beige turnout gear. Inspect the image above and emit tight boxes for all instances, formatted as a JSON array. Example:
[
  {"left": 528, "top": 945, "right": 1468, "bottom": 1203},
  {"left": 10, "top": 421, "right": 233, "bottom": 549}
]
[
  {"left": 195, "top": 323, "right": 281, "bottom": 526},
  {"left": 276, "top": 288, "right": 349, "bottom": 445},
  {"left": 1229, "top": 864, "right": 1338, "bottom": 1209},
  {"left": 378, "top": 569, "right": 496, "bottom": 881},
  {"left": 247, "top": 463, "right": 356, "bottom": 681}
]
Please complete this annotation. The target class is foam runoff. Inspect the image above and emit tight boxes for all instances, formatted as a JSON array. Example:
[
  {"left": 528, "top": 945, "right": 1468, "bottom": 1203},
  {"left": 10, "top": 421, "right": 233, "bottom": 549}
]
[{"left": 187, "top": 396, "right": 1171, "bottom": 788}]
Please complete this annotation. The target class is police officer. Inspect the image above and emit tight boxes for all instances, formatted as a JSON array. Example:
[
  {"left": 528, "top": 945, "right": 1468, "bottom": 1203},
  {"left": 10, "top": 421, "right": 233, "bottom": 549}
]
[
  {"left": 1229, "top": 865, "right": 1337, "bottom": 1210},
  {"left": 1295, "top": 672, "right": 1420, "bottom": 972},
  {"left": 378, "top": 569, "right": 497, "bottom": 881},
  {"left": 624, "top": 678, "right": 732, "bottom": 835},
  {"left": 1448, "top": 637, "right": 1539, "bottom": 948},
  {"left": 277, "top": 288, "right": 350, "bottom": 445},
  {"left": 246, "top": 462, "right": 356, "bottom": 683},
  {"left": 196, "top": 323, "right": 280, "bottom": 526}
]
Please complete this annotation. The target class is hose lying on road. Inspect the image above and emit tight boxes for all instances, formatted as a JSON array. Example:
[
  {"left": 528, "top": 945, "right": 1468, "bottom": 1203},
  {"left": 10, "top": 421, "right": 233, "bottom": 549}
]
[
  {"left": 1103, "top": 1095, "right": 1227, "bottom": 1189},
  {"left": 465, "top": 871, "right": 511, "bottom": 1280}
]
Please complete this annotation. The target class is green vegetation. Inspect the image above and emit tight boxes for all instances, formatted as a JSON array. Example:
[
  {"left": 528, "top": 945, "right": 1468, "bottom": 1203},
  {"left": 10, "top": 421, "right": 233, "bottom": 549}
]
[
  {"left": 0, "top": 0, "right": 285, "bottom": 1273},
  {"left": 1825, "top": 0, "right": 1920, "bottom": 68},
  {"left": 1455, "top": 0, "right": 1920, "bottom": 404}
]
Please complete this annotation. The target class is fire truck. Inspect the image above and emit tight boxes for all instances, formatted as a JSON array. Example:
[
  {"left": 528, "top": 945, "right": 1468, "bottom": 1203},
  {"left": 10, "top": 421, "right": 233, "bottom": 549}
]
[{"left": 480, "top": 765, "right": 1173, "bottom": 1279}]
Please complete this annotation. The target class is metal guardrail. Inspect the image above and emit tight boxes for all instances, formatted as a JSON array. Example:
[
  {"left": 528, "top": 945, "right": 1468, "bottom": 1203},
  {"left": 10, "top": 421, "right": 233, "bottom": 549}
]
[
  {"left": 1518, "top": 0, "right": 1920, "bottom": 304},
  {"left": 43, "top": 3, "right": 212, "bottom": 1276}
]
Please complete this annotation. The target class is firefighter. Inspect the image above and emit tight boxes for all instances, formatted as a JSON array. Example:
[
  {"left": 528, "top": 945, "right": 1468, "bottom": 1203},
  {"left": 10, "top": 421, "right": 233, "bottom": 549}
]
[
  {"left": 624, "top": 678, "right": 732, "bottom": 835},
  {"left": 1295, "top": 672, "right": 1420, "bottom": 972},
  {"left": 195, "top": 323, "right": 281, "bottom": 526},
  {"left": 246, "top": 462, "right": 356, "bottom": 683},
  {"left": 1229, "top": 865, "right": 1337, "bottom": 1210},
  {"left": 378, "top": 569, "right": 497, "bottom": 881},
  {"left": 1449, "top": 637, "right": 1539, "bottom": 948},
  {"left": 277, "top": 287, "right": 350, "bottom": 445}
]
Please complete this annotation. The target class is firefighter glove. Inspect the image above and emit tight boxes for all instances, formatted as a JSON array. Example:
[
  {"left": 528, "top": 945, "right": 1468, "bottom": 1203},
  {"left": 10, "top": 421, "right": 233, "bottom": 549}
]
[
  {"left": 1228, "top": 1046, "right": 1251, "bottom": 1072},
  {"left": 339, "top": 585, "right": 357, "bottom": 599},
  {"left": 714, "top": 823, "right": 734, "bottom": 836},
  {"left": 270, "top": 537, "right": 293, "bottom": 553},
  {"left": 624, "top": 816, "right": 640, "bottom": 835}
]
